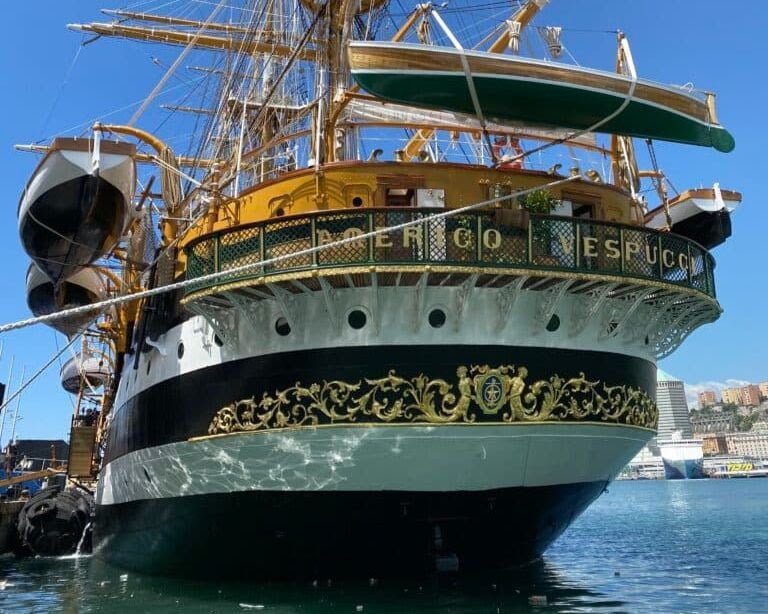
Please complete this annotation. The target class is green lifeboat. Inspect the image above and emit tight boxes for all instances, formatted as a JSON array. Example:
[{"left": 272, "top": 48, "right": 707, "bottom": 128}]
[{"left": 347, "top": 41, "right": 734, "bottom": 153}]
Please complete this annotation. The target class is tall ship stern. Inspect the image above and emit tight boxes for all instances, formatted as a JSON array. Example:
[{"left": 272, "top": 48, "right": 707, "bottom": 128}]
[{"left": 11, "top": 0, "right": 739, "bottom": 576}]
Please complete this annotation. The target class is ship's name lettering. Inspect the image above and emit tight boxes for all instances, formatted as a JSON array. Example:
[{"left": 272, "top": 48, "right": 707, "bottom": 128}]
[{"left": 315, "top": 228, "right": 691, "bottom": 270}]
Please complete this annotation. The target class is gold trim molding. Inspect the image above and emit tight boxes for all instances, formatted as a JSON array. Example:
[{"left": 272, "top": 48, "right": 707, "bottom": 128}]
[{"left": 207, "top": 364, "right": 658, "bottom": 434}]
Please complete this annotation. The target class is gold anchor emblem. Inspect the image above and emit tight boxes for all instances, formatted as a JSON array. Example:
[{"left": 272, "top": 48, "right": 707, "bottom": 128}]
[{"left": 473, "top": 366, "right": 510, "bottom": 415}]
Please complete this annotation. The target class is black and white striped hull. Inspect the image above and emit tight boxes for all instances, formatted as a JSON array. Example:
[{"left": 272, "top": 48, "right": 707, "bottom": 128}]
[
  {"left": 96, "top": 422, "right": 649, "bottom": 577},
  {"left": 96, "top": 283, "right": 658, "bottom": 576}
]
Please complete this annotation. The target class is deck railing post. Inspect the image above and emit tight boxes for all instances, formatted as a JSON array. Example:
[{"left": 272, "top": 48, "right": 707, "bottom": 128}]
[
  {"left": 687, "top": 243, "right": 693, "bottom": 286},
  {"left": 527, "top": 216, "right": 533, "bottom": 265},
  {"left": 368, "top": 211, "right": 375, "bottom": 263},
  {"left": 260, "top": 225, "right": 266, "bottom": 273},
  {"left": 311, "top": 217, "right": 318, "bottom": 267},
  {"left": 574, "top": 220, "right": 580, "bottom": 270},
  {"left": 476, "top": 213, "right": 483, "bottom": 263},
  {"left": 619, "top": 227, "right": 625, "bottom": 275},
  {"left": 657, "top": 234, "right": 664, "bottom": 281}
]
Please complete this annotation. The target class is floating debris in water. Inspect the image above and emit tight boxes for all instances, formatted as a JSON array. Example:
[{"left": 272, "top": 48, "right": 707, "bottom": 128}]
[
  {"left": 0, "top": 580, "right": 14, "bottom": 590},
  {"left": 356, "top": 606, "right": 364, "bottom": 612},
  {"left": 528, "top": 595, "right": 548, "bottom": 606},
  {"left": 239, "top": 604, "right": 265, "bottom": 611}
]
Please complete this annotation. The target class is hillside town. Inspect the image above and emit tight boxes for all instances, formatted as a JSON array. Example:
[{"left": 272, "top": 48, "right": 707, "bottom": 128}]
[
  {"left": 623, "top": 372, "right": 768, "bottom": 479},
  {"left": 691, "top": 383, "right": 768, "bottom": 459}
]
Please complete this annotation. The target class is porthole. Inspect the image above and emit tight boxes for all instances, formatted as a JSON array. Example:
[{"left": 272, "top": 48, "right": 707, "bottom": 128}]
[
  {"left": 214, "top": 334, "right": 224, "bottom": 347},
  {"left": 274, "top": 207, "right": 285, "bottom": 217},
  {"left": 177, "top": 341, "right": 185, "bottom": 360},
  {"left": 352, "top": 196, "right": 364, "bottom": 207},
  {"left": 146, "top": 358, "right": 152, "bottom": 375},
  {"left": 347, "top": 309, "right": 367, "bottom": 330},
  {"left": 275, "top": 317, "right": 291, "bottom": 336},
  {"left": 546, "top": 314, "right": 560, "bottom": 332},
  {"left": 428, "top": 308, "right": 446, "bottom": 329}
]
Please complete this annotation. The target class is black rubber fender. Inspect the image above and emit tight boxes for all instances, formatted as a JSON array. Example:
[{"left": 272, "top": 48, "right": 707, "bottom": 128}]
[
  {"left": 24, "top": 498, "right": 58, "bottom": 521},
  {"left": 15, "top": 487, "right": 94, "bottom": 557}
]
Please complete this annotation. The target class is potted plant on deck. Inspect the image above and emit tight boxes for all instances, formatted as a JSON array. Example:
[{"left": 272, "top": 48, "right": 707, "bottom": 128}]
[{"left": 518, "top": 189, "right": 560, "bottom": 265}]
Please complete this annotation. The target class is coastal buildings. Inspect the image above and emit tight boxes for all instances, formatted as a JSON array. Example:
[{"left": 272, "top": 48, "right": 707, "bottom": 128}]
[
  {"left": 655, "top": 370, "right": 701, "bottom": 480},
  {"left": 721, "top": 387, "right": 741, "bottom": 405},
  {"left": 721, "top": 384, "right": 761, "bottom": 407},
  {"left": 632, "top": 373, "right": 768, "bottom": 471},
  {"left": 623, "top": 369, "right": 768, "bottom": 474},
  {"left": 741, "top": 385, "right": 761, "bottom": 406},
  {"left": 760, "top": 383, "right": 768, "bottom": 400},
  {"left": 656, "top": 370, "right": 694, "bottom": 439},
  {"left": 698, "top": 390, "right": 717, "bottom": 409},
  {"left": 701, "top": 434, "right": 728, "bottom": 456},
  {"left": 700, "top": 431, "right": 768, "bottom": 459},
  {"left": 691, "top": 413, "right": 736, "bottom": 434},
  {"left": 724, "top": 433, "right": 768, "bottom": 459}
]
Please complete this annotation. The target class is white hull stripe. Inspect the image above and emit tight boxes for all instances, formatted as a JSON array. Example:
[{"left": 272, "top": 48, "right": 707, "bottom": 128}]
[{"left": 97, "top": 423, "right": 653, "bottom": 505}]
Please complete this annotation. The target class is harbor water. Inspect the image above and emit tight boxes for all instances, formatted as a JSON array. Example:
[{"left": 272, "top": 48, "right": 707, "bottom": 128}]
[{"left": 1, "top": 479, "right": 766, "bottom": 613}]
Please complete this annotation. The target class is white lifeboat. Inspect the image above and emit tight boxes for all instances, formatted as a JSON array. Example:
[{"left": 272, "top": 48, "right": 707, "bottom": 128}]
[
  {"left": 26, "top": 263, "right": 107, "bottom": 337},
  {"left": 18, "top": 136, "right": 136, "bottom": 285},
  {"left": 60, "top": 353, "right": 110, "bottom": 394},
  {"left": 645, "top": 184, "right": 741, "bottom": 249}
]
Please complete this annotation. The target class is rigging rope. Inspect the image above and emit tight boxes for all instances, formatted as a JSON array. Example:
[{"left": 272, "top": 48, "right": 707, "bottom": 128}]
[
  {"left": 0, "top": 175, "right": 580, "bottom": 336},
  {"left": 37, "top": 43, "right": 84, "bottom": 143},
  {"left": 506, "top": 41, "right": 640, "bottom": 167},
  {"left": 127, "top": 0, "right": 229, "bottom": 127},
  {"left": 0, "top": 335, "right": 81, "bottom": 416}
]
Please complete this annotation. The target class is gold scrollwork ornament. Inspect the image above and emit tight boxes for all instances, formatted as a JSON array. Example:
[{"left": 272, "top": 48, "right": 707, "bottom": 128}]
[{"left": 208, "top": 364, "right": 658, "bottom": 434}]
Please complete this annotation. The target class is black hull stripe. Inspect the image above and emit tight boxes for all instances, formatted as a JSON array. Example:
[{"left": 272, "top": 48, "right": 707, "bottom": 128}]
[
  {"left": 106, "top": 345, "right": 655, "bottom": 463},
  {"left": 95, "top": 481, "right": 606, "bottom": 578}
]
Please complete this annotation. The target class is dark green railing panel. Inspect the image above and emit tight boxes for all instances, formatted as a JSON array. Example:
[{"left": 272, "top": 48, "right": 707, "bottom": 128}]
[
  {"left": 315, "top": 212, "right": 370, "bottom": 266},
  {"left": 262, "top": 216, "right": 313, "bottom": 274},
  {"left": 217, "top": 225, "right": 263, "bottom": 286},
  {"left": 184, "top": 209, "right": 717, "bottom": 299}
]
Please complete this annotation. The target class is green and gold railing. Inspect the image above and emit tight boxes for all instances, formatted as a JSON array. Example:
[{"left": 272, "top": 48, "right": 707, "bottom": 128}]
[{"left": 183, "top": 208, "right": 716, "bottom": 299}]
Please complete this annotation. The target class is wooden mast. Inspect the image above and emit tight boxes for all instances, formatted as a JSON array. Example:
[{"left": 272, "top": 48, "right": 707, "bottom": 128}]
[
  {"left": 67, "top": 22, "right": 316, "bottom": 61},
  {"left": 325, "top": 3, "right": 429, "bottom": 162}
]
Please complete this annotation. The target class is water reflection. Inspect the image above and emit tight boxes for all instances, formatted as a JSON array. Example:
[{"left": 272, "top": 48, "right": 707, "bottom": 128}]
[
  {"left": 663, "top": 479, "right": 695, "bottom": 514},
  {"left": 0, "top": 554, "right": 625, "bottom": 614},
  {"left": 2, "top": 481, "right": 767, "bottom": 613}
]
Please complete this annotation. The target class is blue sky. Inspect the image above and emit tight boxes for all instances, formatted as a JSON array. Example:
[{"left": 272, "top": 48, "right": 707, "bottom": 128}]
[{"left": 0, "top": 1, "right": 765, "bottom": 439}]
